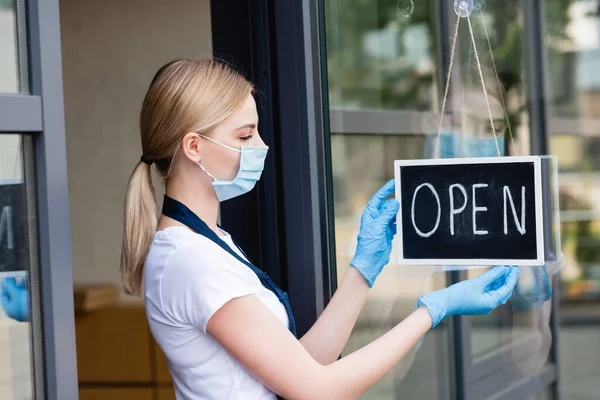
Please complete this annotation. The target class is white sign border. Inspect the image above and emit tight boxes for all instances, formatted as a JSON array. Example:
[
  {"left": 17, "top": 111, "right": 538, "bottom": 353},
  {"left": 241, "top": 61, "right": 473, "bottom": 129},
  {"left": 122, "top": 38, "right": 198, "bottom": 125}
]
[{"left": 394, "top": 156, "right": 545, "bottom": 266}]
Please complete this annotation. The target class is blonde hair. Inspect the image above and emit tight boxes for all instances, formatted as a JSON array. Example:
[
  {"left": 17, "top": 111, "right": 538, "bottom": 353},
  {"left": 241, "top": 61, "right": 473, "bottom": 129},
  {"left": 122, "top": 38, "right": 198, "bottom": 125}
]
[{"left": 120, "top": 58, "right": 253, "bottom": 295}]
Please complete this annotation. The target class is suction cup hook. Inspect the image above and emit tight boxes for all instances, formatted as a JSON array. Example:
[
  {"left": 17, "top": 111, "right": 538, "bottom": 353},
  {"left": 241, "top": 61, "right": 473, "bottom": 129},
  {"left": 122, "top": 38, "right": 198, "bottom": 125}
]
[
  {"left": 474, "top": 0, "right": 486, "bottom": 12},
  {"left": 454, "top": 0, "right": 474, "bottom": 17},
  {"left": 397, "top": 0, "right": 415, "bottom": 18}
]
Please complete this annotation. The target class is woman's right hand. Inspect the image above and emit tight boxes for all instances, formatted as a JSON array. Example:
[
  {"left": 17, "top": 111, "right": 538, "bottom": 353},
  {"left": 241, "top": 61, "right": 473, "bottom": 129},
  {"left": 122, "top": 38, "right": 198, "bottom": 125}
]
[
  {"left": 418, "top": 266, "right": 520, "bottom": 328},
  {"left": 350, "top": 180, "right": 399, "bottom": 288}
]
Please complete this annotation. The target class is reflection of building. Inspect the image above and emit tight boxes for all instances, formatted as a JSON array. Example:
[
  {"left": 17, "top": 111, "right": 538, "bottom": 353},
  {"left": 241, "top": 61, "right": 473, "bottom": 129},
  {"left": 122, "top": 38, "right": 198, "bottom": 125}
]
[{"left": 546, "top": 1, "right": 600, "bottom": 302}]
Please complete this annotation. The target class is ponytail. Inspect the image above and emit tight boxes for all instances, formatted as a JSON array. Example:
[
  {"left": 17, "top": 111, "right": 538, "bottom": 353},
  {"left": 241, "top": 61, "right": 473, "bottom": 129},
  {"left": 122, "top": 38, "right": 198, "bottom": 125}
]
[
  {"left": 120, "top": 58, "right": 253, "bottom": 295},
  {"left": 120, "top": 161, "right": 157, "bottom": 295}
]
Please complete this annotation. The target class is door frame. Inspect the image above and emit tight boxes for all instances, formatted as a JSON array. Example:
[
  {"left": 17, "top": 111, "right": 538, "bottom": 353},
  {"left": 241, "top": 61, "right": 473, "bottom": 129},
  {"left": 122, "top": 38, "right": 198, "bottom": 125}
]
[
  {"left": 0, "top": 0, "right": 78, "bottom": 398},
  {"left": 211, "top": 0, "right": 336, "bottom": 336}
]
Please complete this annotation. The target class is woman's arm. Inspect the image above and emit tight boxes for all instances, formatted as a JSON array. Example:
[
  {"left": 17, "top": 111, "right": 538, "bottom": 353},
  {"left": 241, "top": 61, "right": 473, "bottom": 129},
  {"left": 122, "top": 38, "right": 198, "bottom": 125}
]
[
  {"left": 208, "top": 266, "right": 519, "bottom": 400},
  {"left": 209, "top": 294, "right": 431, "bottom": 400},
  {"left": 296, "top": 180, "right": 399, "bottom": 364},
  {"left": 299, "top": 267, "right": 370, "bottom": 365}
]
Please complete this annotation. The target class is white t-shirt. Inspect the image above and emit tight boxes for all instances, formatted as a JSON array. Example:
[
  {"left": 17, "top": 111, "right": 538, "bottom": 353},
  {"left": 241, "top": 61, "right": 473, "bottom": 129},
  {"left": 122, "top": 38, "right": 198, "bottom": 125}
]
[{"left": 144, "top": 226, "right": 289, "bottom": 400}]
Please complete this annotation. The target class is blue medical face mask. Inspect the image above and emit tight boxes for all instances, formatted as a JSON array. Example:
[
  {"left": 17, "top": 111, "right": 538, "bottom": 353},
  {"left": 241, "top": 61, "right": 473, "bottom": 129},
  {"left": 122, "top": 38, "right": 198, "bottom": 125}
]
[{"left": 196, "top": 134, "right": 269, "bottom": 202}]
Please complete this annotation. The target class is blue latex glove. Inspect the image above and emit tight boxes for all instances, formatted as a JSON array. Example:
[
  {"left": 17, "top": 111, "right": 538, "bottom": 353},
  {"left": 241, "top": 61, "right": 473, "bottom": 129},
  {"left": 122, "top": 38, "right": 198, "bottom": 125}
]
[
  {"left": 510, "top": 265, "right": 552, "bottom": 312},
  {"left": 1, "top": 278, "right": 30, "bottom": 322},
  {"left": 350, "top": 180, "right": 400, "bottom": 287},
  {"left": 418, "top": 266, "right": 520, "bottom": 328}
]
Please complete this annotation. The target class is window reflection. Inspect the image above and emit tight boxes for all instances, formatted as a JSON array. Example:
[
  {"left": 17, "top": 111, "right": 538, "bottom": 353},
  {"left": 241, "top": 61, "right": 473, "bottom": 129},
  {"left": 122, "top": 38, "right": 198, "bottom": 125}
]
[
  {"left": 325, "top": 0, "right": 438, "bottom": 111},
  {"left": 325, "top": 1, "right": 452, "bottom": 398},
  {"left": 546, "top": 0, "right": 600, "bottom": 302},
  {"left": 0, "top": 135, "right": 34, "bottom": 399}
]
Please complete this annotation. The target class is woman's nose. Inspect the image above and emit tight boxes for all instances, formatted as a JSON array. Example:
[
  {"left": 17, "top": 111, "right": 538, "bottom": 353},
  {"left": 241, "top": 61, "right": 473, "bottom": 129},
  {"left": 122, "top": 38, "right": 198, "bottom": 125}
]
[{"left": 256, "top": 133, "right": 266, "bottom": 147}]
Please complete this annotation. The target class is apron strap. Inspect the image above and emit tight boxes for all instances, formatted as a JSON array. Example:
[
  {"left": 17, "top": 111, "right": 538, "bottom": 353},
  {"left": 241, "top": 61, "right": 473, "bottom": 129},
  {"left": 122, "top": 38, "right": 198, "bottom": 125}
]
[{"left": 161, "top": 195, "right": 297, "bottom": 337}]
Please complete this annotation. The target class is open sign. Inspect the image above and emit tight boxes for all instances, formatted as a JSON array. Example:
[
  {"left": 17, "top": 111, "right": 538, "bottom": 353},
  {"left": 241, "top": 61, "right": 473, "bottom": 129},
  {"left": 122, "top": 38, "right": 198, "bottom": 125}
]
[{"left": 394, "top": 157, "right": 545, "bottom": 266}]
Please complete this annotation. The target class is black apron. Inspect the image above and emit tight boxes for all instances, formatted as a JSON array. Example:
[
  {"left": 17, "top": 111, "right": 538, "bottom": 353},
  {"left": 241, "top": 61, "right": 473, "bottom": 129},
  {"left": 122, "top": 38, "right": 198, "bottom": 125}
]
[{"left": 161, "top": 195, "right": 297, "bottom": 337}]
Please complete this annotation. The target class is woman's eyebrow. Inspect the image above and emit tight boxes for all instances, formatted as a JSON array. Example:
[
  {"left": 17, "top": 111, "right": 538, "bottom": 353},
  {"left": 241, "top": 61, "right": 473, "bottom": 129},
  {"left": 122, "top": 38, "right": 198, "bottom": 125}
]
[{"left": 235, "top": 123, "right": 257, "bottom": 131}]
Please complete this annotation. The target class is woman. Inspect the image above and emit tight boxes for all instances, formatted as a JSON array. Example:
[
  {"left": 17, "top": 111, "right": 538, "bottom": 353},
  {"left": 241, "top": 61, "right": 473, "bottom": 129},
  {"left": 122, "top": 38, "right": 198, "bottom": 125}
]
[{"left": 120, "top": 58, "right": 519, "bottom": 400}]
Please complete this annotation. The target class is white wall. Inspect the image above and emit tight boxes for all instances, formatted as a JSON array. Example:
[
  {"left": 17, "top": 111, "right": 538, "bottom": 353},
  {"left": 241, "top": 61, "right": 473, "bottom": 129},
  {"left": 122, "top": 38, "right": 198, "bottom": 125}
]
[{"left": 59, "top": 0, "right": 212, "bottom": 298}]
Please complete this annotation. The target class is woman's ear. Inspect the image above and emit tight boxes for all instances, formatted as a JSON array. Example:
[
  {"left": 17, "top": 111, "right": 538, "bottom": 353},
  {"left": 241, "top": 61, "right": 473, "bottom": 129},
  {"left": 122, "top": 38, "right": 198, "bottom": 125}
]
[{"left": 181, "top": 132, "right": 204, "bottom": 163}]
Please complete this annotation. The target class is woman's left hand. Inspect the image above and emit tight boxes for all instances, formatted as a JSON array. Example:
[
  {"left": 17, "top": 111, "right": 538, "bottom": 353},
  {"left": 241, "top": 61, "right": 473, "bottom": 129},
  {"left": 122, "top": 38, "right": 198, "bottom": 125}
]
[{"left": 350, "top": 179, "right": 399, "bottom": 287}]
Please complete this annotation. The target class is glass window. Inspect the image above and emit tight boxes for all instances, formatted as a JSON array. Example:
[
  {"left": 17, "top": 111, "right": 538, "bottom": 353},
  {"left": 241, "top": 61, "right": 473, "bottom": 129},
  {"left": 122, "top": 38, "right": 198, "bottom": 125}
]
[
  {"left": 326, "top": 1, "right": 438, "bottom": 111},
  {"left": 331, "top": 136, "right": 454, "bottom": 400},
  {"left": 324, "top": 1, "right": 452, "bottom": 398},
  {"left": 0, "top": 134, "right": 39, "bottom": 399},
  {"left": 322, "top": 0, "right": 557, "bottom": 397},
  {"left": 0, "top": 0, "right": 28, "bottom": 93}
]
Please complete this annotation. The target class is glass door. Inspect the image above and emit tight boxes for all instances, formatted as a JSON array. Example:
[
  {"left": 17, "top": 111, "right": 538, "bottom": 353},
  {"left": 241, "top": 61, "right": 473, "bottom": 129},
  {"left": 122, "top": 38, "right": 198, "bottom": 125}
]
[
  {"left": 321, "top": 1, "right": 455, "bottom": 398},
  {"left": 0, "top": 0, "right": 78, "bottom": 398},
  {"left": 317, "top": 0, "right": 558, "bottom": 398}
]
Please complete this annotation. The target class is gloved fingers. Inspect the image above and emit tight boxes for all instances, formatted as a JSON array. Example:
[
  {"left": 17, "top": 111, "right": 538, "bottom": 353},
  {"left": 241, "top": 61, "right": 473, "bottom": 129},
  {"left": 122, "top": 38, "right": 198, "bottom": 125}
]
[
  {"left": 487, "top": 266, "right": 516, "bottom": 291},
  {"left": 366, "top": 179, "right": 395, "bottom": 212},
  {"left": 1, "top": 281, "right": 12, "bottom": 314},
  {"left": 1, "top": 278, "right": 18, "bottom": 297},
  {"left": 490, "top": 267, "right": 520, "bottom": 303},
  {"left": 1, "top": 286, "right": 9, "bottom": 305},
  {"left": 16, "top": 278, "right": 27, "bottom": 289},
  {"left": 476, "top": 266, "right": 512, "bottom": 287},
  {"left": 379, "top": 201, "right": 399, "bottom": 232},
  {"left": 381, "top": 199, "right": 400, "bottom": 217},
  {"left": 390, "top": 220, "right": 397, "bottom": 236}
]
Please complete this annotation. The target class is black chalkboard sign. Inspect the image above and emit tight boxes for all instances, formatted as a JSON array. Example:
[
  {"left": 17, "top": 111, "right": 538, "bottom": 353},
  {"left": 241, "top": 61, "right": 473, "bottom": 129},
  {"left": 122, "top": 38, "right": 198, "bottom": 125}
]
[
  {"left": 0, "top": 179, "right": 26, "bottom": 274},
  {"left": 395, "top": 157, "right": 544, "bottom": 266}
]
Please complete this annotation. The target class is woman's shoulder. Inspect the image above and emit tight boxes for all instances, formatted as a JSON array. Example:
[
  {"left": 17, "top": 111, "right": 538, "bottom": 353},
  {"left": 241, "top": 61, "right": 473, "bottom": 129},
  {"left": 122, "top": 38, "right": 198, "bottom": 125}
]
[
  {"left": 148, "top": 226, "right": 253, "bottom": 281},
  {"left": 146, "top": 227, "right": 260, "bottom": 331},
  {"left": 148, "top": 227, "right": 224, "bottom": 270}
]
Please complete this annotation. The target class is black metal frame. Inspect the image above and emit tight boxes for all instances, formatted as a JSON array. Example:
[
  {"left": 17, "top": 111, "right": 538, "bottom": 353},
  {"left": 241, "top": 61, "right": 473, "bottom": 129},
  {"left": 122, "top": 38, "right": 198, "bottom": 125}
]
[
  {"left": 271, "top": 0, "right": 337, "bottom": 332},
  {"left": 210, "top": 0, "right": 286, "bottom": 287},
  {"left": 524, "top": 2, "right": 561, "bottom": 399},
  {"left": 211, "top": 0, "right": 335, "bottom": 336}
]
